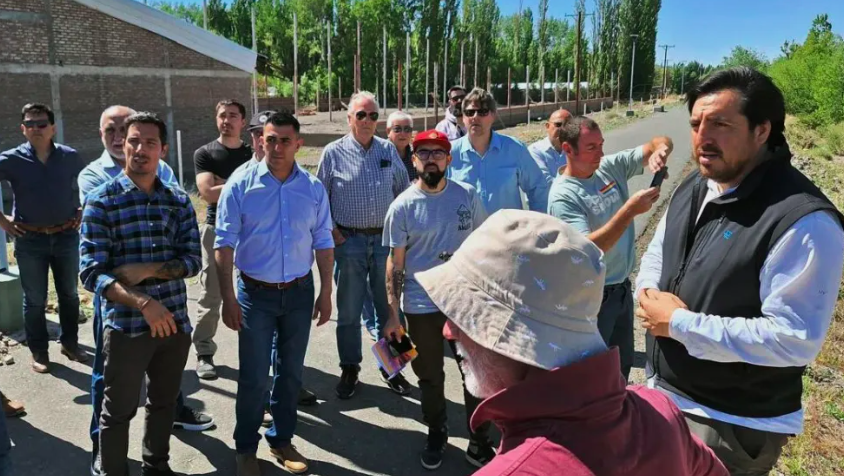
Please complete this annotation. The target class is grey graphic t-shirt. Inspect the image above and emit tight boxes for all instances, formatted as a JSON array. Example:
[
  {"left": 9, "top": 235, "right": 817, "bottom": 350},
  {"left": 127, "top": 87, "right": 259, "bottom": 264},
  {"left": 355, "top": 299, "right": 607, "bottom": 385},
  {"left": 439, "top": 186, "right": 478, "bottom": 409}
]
[{"left": 384, "top": 179, "right": 488, "bottom": 313}]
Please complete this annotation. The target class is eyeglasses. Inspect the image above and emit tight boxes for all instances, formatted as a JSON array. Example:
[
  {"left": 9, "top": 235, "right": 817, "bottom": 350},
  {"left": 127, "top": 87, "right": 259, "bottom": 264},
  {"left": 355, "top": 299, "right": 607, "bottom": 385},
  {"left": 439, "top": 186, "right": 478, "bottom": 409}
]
[
  {"left": 415, "top": 149, "right": 449, "bottom": 162},
  {"left": 551, "top": 121, "right": 565, "bottom": 128},
  {"left": 23, "top": 119, "right": 50, "bottom": 129},
  {"left": 354, "top": 111, "right": 380, "bottom": 122},
  {"left": 391, "top": 126, "right": 413, "bottom": 134},
  {"left": 464, "top": 108, "right": 491, "bottom": 118},
  {"left": 449, "top": 95, "right": 466, "bottom": 103}
]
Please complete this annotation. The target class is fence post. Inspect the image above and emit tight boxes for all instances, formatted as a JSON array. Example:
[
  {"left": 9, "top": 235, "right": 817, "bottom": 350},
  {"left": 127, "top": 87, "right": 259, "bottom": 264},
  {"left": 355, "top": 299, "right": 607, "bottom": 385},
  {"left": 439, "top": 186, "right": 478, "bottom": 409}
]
[{"left": 176, "top": 130, "right": 184, "bottom": 189}]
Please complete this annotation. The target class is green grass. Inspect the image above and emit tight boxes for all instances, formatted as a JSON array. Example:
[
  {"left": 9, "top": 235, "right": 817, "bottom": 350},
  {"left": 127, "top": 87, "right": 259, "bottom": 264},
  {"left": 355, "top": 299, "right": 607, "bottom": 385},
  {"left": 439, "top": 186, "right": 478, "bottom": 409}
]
[{"left": 775, "top": 117, "right": 844, "bottom": 476}]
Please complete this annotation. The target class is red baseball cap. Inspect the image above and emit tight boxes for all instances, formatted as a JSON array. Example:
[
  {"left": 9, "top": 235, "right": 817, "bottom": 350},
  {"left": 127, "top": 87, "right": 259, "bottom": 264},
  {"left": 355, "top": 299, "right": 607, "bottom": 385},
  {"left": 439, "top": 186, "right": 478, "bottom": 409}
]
[{"left": 412, "top": 129, "right": 451, "bottom": 152}]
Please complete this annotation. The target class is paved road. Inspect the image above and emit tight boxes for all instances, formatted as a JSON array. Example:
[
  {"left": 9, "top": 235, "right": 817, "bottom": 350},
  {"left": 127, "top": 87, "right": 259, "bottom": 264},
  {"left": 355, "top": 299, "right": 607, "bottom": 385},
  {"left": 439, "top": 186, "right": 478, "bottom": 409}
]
[{"left": 0, "top": 107, "right": 691, "bottom": 476}]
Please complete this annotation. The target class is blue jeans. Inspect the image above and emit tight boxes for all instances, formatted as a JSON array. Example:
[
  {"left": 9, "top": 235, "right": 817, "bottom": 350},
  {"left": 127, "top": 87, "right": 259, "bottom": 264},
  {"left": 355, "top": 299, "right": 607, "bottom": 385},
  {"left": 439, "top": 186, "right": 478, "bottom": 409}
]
[
  {"left": 234, "top": 273, "right": 314, "bottom": 454},
  {"left": 0, "top": 407, "right": 10, "bottom": 476},
  {"left": 361, "top": 283, "right": 377, "bottom": 333},
  {"left": 334, "top": 233, "right": 391, "bottom": 367},
  {"left": 90, "top": 294, "right": 186, "bottom": 453},
  {"left": 14, "top": 230, "right": 80, "bottom": 353}
]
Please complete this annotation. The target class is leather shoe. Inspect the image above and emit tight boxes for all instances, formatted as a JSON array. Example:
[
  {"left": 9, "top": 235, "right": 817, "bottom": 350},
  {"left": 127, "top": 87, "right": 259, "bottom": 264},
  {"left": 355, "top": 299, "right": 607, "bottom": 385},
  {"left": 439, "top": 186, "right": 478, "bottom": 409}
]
[
  {"left": 31, "top": 352, "right": 50, "bottom": 373},
  {"left": 61, "top": 344, "right": 89, "bottom": 363},
  {"left": 270, "top": 444, "right": 308, "bottom": 474},
  {"left": 1, "top": 392, "right": 25, "bottom": 417}
]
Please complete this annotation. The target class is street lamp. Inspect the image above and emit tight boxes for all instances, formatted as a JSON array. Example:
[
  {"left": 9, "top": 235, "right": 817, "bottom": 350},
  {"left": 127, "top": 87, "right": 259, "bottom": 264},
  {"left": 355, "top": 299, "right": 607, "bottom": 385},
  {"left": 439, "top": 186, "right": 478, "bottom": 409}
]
[{"left": 626, "top": 34, "right": 639, "bottom": 116}]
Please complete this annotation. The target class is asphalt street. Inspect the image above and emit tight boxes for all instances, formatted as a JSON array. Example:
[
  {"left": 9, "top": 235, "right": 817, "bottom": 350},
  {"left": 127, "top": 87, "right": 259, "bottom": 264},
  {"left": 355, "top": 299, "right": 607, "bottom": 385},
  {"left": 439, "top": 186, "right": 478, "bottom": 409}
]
[{"left": 0, "top": 106, "right": 692, "bottom": 476}]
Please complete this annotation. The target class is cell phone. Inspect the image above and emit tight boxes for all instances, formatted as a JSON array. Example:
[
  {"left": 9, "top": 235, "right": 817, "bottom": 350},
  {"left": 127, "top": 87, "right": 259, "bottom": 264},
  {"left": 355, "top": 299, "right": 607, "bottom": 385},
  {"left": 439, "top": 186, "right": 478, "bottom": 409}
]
[
  {"left": 389, "top": 333, "right": 415, "bottom": 356},
  {"left": 650, "top": 167, "right": 667, "bottom": 188}
]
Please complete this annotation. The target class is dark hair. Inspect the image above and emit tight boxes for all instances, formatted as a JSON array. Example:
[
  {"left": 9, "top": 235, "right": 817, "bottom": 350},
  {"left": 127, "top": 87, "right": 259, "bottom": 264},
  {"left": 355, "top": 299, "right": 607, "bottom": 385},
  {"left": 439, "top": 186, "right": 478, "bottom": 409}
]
[
  {"left": 125, "top": 112, "right": 168, "bottom": 146},
  {"left": 265, "top": 111, "right": 301, "bottom": 134},
  {"left": 447, "top": 85, "right": 466, "bottom": 97},
  {"left": 462, "top": 87, "right": 497, "bottom": 113},
  {"left": 21, "top": 103, "right": 55, "bottom": 124},
  {"left": 216, "top": 99, "right": 246, "bottom": 118},
  {"left": 558, "top": 116, "right": 600, "bottom": 152},
  {"left": 686, "top": 67, "right": 786, "bottom": 150}
]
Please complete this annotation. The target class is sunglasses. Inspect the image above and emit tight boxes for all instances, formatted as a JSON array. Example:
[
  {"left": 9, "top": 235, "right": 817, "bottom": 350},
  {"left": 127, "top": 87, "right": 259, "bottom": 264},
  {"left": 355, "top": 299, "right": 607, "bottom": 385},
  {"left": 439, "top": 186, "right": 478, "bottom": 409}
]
[
  {"left": 354, "top": 111, "right": 380, "bottom": 122},
  {"left": 391, "top": 126, "right": 413, "bottom": 134},
  {"left": 449, "top": 95, "right": 466, "bottom": 103},
  {"left": 464, "top": 108, "right": 491, "bottom": 118},
  {"left": 551, "top": 121, "right": 565, "bottom": 128},
  {"left": 23, "top": 119, "right": 50, "bottom": 129},
  {"left": 415, "top": 149, "right": 449, "bottom": 162}
]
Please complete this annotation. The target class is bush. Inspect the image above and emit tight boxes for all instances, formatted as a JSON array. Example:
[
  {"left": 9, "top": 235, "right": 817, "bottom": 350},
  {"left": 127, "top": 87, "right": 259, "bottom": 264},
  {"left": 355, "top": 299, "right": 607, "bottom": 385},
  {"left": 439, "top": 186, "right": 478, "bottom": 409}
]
[{"left": 823, "top": 122, "right": 844, "bottom": 157}]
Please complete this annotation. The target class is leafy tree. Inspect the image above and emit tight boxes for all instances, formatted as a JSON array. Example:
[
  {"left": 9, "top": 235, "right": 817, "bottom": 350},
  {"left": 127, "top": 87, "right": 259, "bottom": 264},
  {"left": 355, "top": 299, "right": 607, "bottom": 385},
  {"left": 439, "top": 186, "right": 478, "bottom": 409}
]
[{"left": 721, "top": 46, "right": 768, "bottom": 71}]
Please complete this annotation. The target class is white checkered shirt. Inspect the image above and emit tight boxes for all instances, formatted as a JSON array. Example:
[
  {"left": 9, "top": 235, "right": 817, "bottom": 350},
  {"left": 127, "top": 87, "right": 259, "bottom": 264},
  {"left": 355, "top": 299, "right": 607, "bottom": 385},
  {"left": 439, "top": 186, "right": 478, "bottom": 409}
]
[{"left": 317, "top": 134, "right": 410, "bottom": 229}]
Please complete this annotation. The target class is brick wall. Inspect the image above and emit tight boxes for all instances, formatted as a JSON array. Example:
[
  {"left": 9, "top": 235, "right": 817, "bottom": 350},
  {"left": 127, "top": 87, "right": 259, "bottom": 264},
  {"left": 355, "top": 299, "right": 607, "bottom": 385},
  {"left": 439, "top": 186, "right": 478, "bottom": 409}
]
[{"left": 0, "top": 0, "right": 251, "bottom": 187}]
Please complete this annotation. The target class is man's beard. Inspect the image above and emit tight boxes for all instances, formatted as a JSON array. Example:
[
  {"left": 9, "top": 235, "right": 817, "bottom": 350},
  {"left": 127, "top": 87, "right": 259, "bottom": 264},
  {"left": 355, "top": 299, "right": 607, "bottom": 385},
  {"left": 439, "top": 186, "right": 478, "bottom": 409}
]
[
  {"left": 450, "top": 104, "right": 463, "bottom": 118},
  {"left": 420, "top": 169, "right": 445, "bottom": 187},
  {"left": 455, "top": 341, "right": 504, "bottom": 399}
]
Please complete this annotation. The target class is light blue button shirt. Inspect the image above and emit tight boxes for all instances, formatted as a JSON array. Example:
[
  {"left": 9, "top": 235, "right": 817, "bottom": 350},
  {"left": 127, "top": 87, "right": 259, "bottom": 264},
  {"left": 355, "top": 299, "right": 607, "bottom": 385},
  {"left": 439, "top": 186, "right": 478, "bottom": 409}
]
[
  {"left": 214, "top": 161, "right": 334, "bottom": 283},
  {"left": 78, "top": 150, "right": 179, "bottom": 204},
  {"left": 448, "top": 132, "right": 550, "bottom": 214},
  {"left": 528, "top": 137, "right": 567, "bottom": 184}
]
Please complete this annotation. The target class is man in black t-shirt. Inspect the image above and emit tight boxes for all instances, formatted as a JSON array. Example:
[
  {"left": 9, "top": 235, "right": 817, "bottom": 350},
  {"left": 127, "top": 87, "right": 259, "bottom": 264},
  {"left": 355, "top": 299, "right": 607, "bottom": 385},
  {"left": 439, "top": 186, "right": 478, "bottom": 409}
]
[{"left": 193, "top": 99, "right": 251, "bottom": 380}]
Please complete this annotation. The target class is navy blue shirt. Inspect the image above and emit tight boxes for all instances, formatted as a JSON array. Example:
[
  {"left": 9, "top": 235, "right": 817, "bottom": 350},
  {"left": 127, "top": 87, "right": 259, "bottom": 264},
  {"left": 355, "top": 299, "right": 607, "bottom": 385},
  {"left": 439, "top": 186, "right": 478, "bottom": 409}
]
[{"left": 0, "top": 142, "right": 86, "bottom": 226}]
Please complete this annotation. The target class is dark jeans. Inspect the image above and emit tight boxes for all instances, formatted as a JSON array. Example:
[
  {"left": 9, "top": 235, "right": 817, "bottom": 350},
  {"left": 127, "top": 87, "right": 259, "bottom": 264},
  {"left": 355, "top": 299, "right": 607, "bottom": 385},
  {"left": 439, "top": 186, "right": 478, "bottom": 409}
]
[
  {"left": 405, "top": 311, "right": 491, "bottom": 442},
  {"left": 99, "top": 328, "right": 190, "bottom": 475},
  {"left": 14, "top": 230, "right": 79, "bottom": 353},
  {"left": 0, "top": 405, "right": 10, "bottom": 476},
  {"left": 597, "top": 279, "right": 634, "bottom": 381},
  {"left": 234, "top": 273, "right": 314, "bottom": 454},
  {"left": 334, "top": 233, "right": 391, "bottom": 367},
  {"left": 89, "top": 293, "right": 187, "bottom": 452},
  {"left": 685, "top": 413, "right": 790, "bottom": 476}
]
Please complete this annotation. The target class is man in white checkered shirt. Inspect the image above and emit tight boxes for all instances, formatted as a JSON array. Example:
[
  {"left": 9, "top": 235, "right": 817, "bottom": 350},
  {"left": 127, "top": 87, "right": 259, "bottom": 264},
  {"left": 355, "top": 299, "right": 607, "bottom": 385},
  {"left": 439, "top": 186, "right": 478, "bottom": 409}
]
[{"left": 317, "top": 91, "right": 411, "bottom": 400}]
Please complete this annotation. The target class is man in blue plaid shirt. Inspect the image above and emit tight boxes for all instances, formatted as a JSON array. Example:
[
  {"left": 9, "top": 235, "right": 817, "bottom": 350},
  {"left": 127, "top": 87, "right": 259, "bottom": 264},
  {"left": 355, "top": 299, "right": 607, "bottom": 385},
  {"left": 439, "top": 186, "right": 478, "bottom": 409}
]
[{"left": 80, "top": 112, "right": 201, "bottom": 476}]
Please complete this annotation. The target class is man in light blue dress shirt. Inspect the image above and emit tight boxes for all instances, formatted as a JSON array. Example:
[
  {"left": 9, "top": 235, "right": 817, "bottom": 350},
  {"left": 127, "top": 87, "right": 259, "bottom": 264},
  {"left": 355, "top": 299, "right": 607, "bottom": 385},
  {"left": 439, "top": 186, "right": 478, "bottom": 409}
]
[
  {"left": 449, "top": 88, "right": 550, "bottom": 214},
  {"left": 215, "top": 111, "right": 334, "bottom": 476},
  {"left": 528, "top": 108, "right": 572, "bottom": 184}
]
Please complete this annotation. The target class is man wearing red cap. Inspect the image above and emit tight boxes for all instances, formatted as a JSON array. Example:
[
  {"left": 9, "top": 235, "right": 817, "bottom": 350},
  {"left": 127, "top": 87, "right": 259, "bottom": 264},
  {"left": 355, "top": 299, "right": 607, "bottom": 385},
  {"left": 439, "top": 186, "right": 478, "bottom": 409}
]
[{"left": 383, "top": 130, "right": 493, "bottom": 470}]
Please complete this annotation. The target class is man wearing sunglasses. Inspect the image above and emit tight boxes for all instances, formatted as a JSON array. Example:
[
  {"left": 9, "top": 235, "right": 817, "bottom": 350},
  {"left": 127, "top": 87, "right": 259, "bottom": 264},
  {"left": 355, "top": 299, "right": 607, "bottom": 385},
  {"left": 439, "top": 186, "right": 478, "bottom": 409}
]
[
  {"left": 529, "top": 108, "right": 573, "bottom": 183},
  {"left": 0, "top": 103, "right": 88, "bottom": 374},
  {"left": 449, "top": 88, "right": 550, "bottom": 215},
  {"left": 436, "top": 86, "right": 468, "bottom": 141},
  {"left": 382, "top": 129, "right": 493, "bottom": 470},
  {"left": 317, "top": 91, "right": 411, "bottom": 400}
]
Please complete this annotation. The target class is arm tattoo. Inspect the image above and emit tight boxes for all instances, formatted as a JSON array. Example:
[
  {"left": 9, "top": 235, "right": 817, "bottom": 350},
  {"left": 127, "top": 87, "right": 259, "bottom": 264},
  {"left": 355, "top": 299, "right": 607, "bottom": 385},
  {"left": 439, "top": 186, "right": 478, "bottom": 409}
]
[
  {"left": 156, "top": 259, "right": 188, "bottom": 280},
  {"left": 392, "top": 268, "right": 405, "bottom": 301}
]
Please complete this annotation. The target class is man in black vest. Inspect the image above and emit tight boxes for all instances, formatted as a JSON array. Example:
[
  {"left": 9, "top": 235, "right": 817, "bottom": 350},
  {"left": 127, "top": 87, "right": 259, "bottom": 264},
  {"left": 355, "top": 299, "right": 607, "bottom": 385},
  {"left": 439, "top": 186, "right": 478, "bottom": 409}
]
[{"left": 635, "top": 67, "right": 844, "bottom": 475}]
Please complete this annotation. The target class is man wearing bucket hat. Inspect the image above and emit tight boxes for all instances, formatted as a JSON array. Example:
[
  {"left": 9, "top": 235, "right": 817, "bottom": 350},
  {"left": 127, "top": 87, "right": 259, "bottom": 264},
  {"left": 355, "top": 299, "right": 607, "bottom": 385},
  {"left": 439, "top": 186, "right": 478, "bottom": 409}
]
[
  {"left": 415, "top": 210, "right": 728, "bottom": 476},
  {"left": 382, "top": 129, "right": 492, "bottom": 470}
]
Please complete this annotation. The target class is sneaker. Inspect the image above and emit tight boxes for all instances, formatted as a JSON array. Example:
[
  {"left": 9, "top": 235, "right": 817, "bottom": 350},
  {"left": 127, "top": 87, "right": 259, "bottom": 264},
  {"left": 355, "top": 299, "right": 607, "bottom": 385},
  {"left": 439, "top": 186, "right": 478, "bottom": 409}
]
[
  {"left": 335, "top": 365, "right": 359, "bottom": 399},
  {"left": 270, "top": 444, "right": 308, "bottom": 474},
  {"left": 420, "top": 426, "right": 449, "bottom": 470},
  {"left": 236, "top": 453, "right": 261, "bottom": 476},
  {"left": 173, "top": 405, "right": 214, "bottom": 431},
  {"left": 1, "top": 392, "right": 25, "bottom": 418},
  {"left": 466, "top": 437, "right": 497, "bottom": 468},
  {"left": 196, "top": 355, "right": 217, "bottom": 380},
  {"left": 261, "top": 410, "right": 273, "bottom": 428},
  {"left": 380, "top": 369, "right": 412, "bottom": 396},
  {"left": 298, "top": 387, "right": 318, "bottom": 406},
  {"left": 90, "top": 448, "right": 101, "bottom": 476},
  {"left": 31, "top": 352, "right": 50, "bottom": 374},
  {"left": 61, "top": 344, "right": 89, "bottom": 363}
]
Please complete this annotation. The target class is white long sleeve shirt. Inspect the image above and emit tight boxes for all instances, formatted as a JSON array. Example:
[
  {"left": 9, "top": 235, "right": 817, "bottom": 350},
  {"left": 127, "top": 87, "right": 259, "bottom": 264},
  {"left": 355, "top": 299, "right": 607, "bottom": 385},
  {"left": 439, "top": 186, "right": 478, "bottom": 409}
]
[{"left": 635, "top": 179, "right": 844, "bottom": 434}]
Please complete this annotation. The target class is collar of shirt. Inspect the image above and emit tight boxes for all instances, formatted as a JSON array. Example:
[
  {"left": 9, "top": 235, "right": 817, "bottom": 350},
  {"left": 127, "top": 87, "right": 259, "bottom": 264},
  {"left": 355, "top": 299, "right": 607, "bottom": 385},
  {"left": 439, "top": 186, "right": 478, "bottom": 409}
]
[
  {"left": 116, "top": 171, "right": 171, "bottom": 199},
  {"left": 470, "top": 348, "right": 624, "bottom": 431},
  {"left": 95, "top": 149, "right": 122, "bottom": 172},
  {"left": 22, "top": 141, "right": 58, "bottom": 161},
  {"left": 463, "top": 132, "right": 503, "bottom": 159},
  {"left": 256, "top": 159, "right": 302, "bottom": 184},
  {"left": 344, "top": 133, "right": 382, "bottom": 154},
  {"left": 539, "top": 137, "right": 564, "bottom": 156}
]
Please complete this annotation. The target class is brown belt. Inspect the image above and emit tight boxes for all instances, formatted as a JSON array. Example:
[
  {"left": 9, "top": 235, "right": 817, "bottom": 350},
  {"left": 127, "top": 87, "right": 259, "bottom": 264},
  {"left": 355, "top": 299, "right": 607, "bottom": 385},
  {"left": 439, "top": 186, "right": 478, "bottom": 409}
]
[
  {"left": 18, "top": 219, "right": 76, "bottom": 235},
  {"left": 338, "top": 225, "right": 383, "bottom": 236},
  {"left": 241, "top": 273, "right": 304, "bottom": 290}
]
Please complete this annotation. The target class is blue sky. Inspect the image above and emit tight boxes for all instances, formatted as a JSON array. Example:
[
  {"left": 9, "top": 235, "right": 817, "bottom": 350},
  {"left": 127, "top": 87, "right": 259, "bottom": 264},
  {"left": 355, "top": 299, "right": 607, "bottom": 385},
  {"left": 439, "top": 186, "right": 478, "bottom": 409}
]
[{"left": 502, "top": 0, "right": 844, "bottom": 66}]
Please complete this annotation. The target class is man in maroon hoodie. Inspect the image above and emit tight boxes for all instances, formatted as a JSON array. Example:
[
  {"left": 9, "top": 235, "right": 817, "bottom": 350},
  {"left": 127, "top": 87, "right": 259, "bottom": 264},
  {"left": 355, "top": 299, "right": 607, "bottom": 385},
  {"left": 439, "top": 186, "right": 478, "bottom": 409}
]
[{"left": 415, "top": 209, "right": 728, "bottom": 476}]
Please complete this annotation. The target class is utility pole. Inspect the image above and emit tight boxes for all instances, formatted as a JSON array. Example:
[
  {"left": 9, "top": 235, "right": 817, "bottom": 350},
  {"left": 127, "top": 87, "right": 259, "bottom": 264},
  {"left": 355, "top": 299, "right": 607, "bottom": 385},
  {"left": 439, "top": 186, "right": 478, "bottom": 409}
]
[
  {"left": 443, "top": 29, "right": 449, "bottom": 101},
  {"left": 627, "top": 34, "right": 639, "bottom": 115},
  {"left": 202, "top": 0, "right": 208, "bottom": 30},
  {"left": 293, "top": 12, "right": 298, "bottom": 117},
  {"left": 327, "top": 21, "right": 332, "bottom": 121},
  {"left": 406, "top": 31, "right": 410, "bottom": 108},
  {"left": 474, "top": 37, "right": 479, "bottom": 89},
  {"left": 659, "top": 44, "right": 675, "bottom": 99},
  {"left": 566, "top": 9, "right": 593, "bottom": 115},
  {"left": 425, "top": 34, "right": 430, "bottom": 123},
  {"left": 383, "top": 25, "right": 387, "bottom": 118},
  {"left": 356, "top": 21, "right": 361, "bottom": 92},
  {"left": 460, "top": 40, "right": 465, "bottom": 86},
  {"left": 680, "top": 63, "right": 686, "bottom": 95},
  {"left": 250, "top": 5, "right": 257, "bottom": 114}
]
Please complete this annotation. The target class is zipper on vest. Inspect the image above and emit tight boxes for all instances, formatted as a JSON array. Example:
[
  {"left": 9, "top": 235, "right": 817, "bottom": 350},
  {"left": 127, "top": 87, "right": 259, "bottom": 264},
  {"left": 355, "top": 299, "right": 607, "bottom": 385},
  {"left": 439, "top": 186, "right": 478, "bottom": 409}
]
[{"left": 671, "top": 214, "right": 725, "bottom": 293}]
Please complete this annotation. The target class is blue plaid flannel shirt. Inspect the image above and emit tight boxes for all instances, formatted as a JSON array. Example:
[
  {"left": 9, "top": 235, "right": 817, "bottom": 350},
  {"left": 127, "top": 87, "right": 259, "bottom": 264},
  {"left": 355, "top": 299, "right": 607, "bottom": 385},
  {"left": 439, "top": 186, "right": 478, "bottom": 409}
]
[{"left": 80, "top": 173, "right": 201, "bottom": 336}]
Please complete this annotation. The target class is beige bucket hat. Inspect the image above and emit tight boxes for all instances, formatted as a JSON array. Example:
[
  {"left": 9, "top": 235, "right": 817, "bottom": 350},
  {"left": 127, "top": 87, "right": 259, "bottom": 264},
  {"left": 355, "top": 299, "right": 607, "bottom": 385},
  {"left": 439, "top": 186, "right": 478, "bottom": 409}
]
[{"left": 415, "top": 209, "right": 607, "bottom": 370}]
